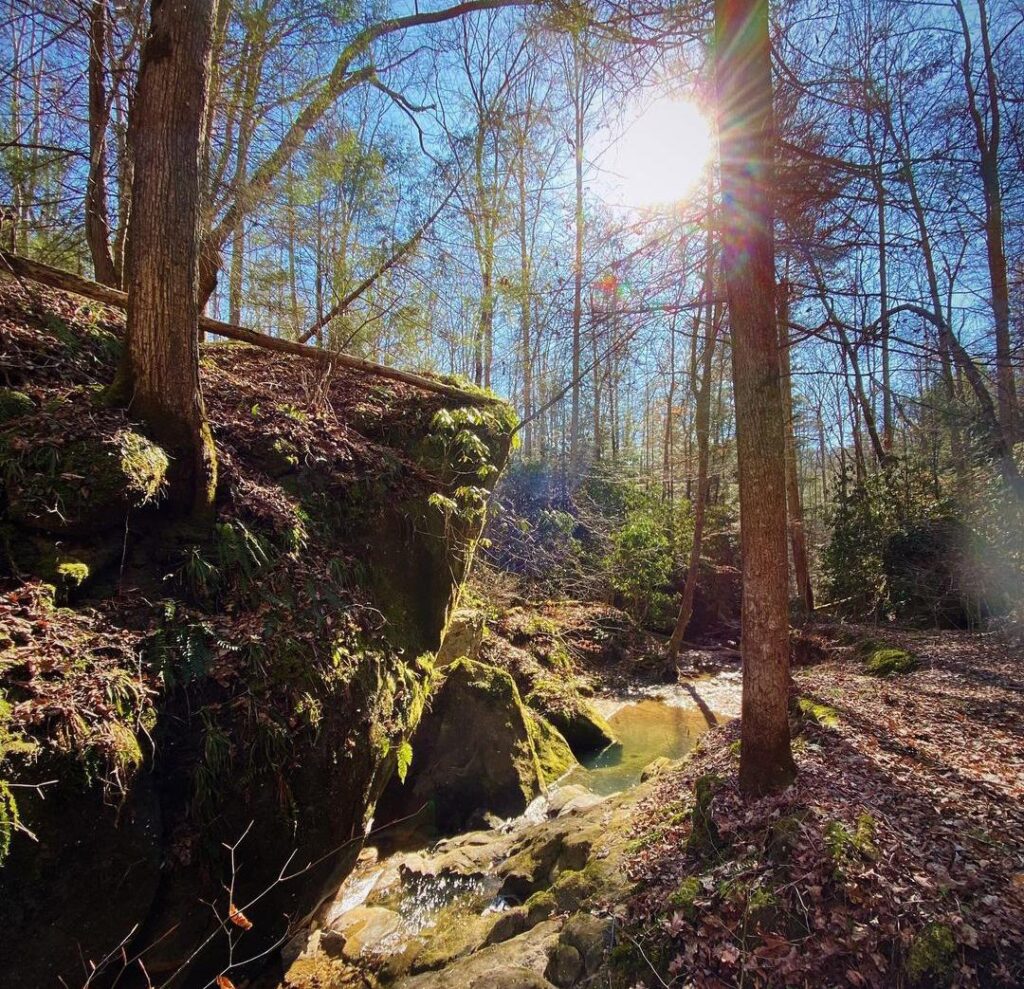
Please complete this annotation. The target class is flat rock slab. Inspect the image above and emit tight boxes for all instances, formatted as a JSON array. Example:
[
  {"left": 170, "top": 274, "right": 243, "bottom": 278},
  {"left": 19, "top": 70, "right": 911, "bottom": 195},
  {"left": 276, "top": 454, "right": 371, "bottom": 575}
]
[{"left": 397, "top": 919, "right": 563, "bottom": 988}]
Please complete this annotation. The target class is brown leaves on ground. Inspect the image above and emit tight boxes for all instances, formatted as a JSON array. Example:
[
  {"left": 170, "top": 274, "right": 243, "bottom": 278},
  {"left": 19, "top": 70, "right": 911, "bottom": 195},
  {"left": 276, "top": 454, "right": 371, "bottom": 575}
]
[{"left": 625, "top": 625, "right": 1024, "bottom": 988}]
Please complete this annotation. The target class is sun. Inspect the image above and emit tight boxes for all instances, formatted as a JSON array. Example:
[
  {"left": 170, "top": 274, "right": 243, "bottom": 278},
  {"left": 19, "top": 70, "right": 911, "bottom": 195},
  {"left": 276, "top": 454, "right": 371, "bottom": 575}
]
[{"left": 598, "top": 97, "right": 713, "bottom": 208}]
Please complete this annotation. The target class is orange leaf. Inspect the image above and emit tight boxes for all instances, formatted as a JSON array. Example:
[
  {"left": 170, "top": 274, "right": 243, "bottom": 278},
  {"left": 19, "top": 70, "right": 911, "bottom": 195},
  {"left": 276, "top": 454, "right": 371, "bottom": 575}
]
[
  {"left": 215, "top": 976, "right": 236, "bottom": 989},
  {"left": 228, "top": 903, "right": 253, "bottom": 931}
]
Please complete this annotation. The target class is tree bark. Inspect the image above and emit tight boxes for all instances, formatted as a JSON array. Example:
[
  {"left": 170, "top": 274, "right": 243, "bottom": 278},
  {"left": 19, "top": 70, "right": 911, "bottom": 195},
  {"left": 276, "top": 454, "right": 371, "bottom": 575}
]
[
  {"left": 715, "top": 0, "right": 795, "bottom": 795},
  {"left": 116, "top": 0, "right": 221, "bottom": 520},
  {"left": 85, "top": 0, "right": 118, "bottom": 287}
]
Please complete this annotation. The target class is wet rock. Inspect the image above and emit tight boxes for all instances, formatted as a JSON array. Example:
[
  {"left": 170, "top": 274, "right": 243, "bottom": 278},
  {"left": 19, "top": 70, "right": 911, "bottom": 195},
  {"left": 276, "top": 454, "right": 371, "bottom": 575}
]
[
  {"left": 544, "top": 943, "right": 583, "bottom": 987},
  {"left": 546, "top": 785, "right": 604, "bottom": 818},
  {"left": 410, "top": 910, "right": 496, "bottom": 973},
  {"left": 541, "top": 699, "right": 616, "bottom": 756},
  {"left": 486, "top": 907, "right": 530, "bottom": 944},
  {"left": 396, "top": 919, "right": 563, "bottom": 988},
  {"left": 325, "top": 906, "right": 403, "bottom": 960}
]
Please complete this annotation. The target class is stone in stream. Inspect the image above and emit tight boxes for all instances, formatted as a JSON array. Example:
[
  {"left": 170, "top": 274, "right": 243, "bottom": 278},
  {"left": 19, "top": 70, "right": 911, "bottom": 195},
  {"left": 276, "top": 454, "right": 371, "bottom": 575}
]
[
  {"left": 545, "top": 784, "right": 605, "bottom": 817},
  {"left": 321, "top": 905, "right": 404, "bottom": 961},
  {"left": 374, "top": 658, "right": 574, "bottom": 834},
  {"left": 640, "top": 755, "right": 673, "bottom": 781}
]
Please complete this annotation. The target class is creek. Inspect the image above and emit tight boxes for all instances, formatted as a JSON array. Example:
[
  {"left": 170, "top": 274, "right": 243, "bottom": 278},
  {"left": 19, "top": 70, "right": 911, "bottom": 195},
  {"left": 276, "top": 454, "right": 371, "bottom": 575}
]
[{"left": 298, "top": 675, "right": 740, "bottom": 983}]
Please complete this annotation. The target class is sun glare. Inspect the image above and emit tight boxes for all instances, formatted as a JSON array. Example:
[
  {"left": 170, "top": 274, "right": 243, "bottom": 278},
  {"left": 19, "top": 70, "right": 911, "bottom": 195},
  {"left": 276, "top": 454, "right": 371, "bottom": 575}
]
[{"left": 599, "top": 97, "right": 712, "bottom": 208}]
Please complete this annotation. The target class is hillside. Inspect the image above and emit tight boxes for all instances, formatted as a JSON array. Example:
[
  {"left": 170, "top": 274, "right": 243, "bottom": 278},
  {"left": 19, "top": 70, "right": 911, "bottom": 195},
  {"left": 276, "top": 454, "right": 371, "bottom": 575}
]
[{"left": 0, "top": 274, "right": 515, "bottom": 987}]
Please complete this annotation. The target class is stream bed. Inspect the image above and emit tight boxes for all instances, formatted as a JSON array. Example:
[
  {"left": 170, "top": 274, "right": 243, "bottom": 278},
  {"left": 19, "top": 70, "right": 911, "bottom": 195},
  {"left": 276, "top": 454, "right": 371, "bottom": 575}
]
[{"left": 299, "top": 675, "right": 741, "bottom": 980}]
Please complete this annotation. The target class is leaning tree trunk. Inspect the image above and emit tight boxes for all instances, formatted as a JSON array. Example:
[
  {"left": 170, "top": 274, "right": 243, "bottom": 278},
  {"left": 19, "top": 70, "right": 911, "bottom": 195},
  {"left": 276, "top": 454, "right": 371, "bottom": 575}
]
[
  {"left": 117, "top": 0, "right": 219, "bottom": 520},
  {"left": 715, "top": 0, "right": 796, "bottom": 795}
]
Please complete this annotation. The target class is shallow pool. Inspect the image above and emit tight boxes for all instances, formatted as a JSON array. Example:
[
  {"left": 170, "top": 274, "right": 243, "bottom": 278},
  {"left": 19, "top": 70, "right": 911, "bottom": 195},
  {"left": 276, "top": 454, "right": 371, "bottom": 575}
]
[{"left": 561, "top": 694, "right": 721, "bottom": 795}]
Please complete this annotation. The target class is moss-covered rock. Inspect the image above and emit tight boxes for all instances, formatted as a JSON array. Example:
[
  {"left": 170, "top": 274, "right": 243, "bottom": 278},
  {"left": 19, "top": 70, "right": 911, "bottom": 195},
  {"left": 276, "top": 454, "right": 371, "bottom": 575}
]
[
  {"left": 795, "top": 696, "right": 840, "bottom": 728},
  {"left": 4, "top": 429, "right": 168, "bottom": 534},
  {"left": 545, "top": 700, "right": 615, "bottom": 757},
  {"left": 375, "top": 659, "right": 547, "bottom": 834},
  {"left": 527, "top": 711, "right": 577, "bottom": 785},
  {"left": 863, "top": 646, "right": 919, "bottom": 677},
  {"left": 0, "top": 388, "right": 34, "bottom": 423},
  {"left": 905, "top": 922, "right": 956, "bottom": 986}
]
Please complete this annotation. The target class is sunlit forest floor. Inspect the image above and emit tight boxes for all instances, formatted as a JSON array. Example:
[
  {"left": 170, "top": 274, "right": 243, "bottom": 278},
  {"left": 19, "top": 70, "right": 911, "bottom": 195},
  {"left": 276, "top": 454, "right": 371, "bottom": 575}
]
[{"left": 624, "top": 625, "right": 1024, "bottom": 988}]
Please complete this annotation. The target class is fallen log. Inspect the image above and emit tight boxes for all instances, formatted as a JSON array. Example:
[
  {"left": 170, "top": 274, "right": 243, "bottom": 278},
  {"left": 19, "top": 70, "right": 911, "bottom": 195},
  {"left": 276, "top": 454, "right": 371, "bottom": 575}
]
[{"left": 0, "top": 249, "right": 499, "bottom": 406}]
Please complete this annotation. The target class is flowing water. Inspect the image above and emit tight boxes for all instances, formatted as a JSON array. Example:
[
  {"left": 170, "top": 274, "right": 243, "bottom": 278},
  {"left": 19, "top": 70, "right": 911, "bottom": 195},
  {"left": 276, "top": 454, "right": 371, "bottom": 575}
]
[{"left": 318, "top": 681, "right": 735, "bottom": 960}]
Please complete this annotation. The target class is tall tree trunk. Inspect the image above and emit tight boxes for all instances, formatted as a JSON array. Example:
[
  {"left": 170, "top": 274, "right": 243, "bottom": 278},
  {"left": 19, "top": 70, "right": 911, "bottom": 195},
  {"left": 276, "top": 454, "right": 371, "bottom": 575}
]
[
  {"left": 778, "top": 281, "right": 813, "bottom": 613},
  {"left": 86, "top": 0, "right": 118, "bottom": 286},
  {"left": 569, "top": 47, "right": 584, "bottom": 473},
  {"left": 716, "top": 0, "right": 795, "bottom": 795},
  {"left": 117, "top": 0, "right": 219, "bottom": 521},
  {"left": 667, "top": 216, "right": 718, "bottom": 659}
]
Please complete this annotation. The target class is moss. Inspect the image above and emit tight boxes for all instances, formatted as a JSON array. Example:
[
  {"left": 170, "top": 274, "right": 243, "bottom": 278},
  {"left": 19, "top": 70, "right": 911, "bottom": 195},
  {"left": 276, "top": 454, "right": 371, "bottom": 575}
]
[
  {"left": 863, "top": 646, "right": 919, "bottom": 677},
  {"left": 905, "top": 922, "right": 956, "bottom": 986},
  {"left": 796, "top": 697, "right": 840, "bottom": 728},
  {"left": 746, "top": 886, "right": 777, "bottom": 929},
  {"left": 526, "top": 711, "right": 576, "bottom": 785},
  {"left": 667, "top": 876, "right": 701, "bottom": 919},
  {"left": 825, "top": 813, "right": 877, "bottom": 872},
  {"left": 0, "top": 389, "right": 34, "bottom": 423},
  {"left": 4, "top": 430, "right": 168, "bottom": 533},
  {"left": 525, "top": 888, "right": 557, "bottom": 924},
  {"left": 526, "top": 616, "right": 559, "bottom": 637},
  {"left": 687, "top": 773, "right": 725, "bottom": 860},
  {"left": 56, "top": 560, "right": 90, "bottom": 586},
  {"left": 550, "top": 862, "right": 604, "bottom": 913}
]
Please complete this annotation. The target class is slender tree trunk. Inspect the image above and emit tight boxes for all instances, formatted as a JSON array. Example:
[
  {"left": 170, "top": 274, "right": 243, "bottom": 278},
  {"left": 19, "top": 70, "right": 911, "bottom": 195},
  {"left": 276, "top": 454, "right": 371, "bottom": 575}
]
[
  {"left": 778, "top": 281, "right": 813, "bottom": 613},
  {"left": 86, "top": 0, "right": 118, "bottom": 286},
  {"left": 117, "top": 0, "right": 219, "bottom": 520},
  {"left": 667, "top": 219, "right": 718, "bottom": 659},
  {"left": 569, "top": 51, "right": 584, "bottom": 472},
  {"left": 516, "top": 149, "right": 533, "bottom": 457},
  {"left": 716, "top": 0, "right": 795, "bottom": 795}
]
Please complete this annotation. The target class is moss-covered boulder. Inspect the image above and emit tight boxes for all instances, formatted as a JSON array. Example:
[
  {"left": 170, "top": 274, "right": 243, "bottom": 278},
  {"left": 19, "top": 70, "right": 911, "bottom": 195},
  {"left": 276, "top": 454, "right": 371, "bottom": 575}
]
[
  {"left": 375, "top": 659, "right": 550, "bottom": 834},
  {"left": 862, "top": 645, "right": 919, "bottom": 677},
  {"left": 4, "top": 429, "right": 168, "bottom": 535}
]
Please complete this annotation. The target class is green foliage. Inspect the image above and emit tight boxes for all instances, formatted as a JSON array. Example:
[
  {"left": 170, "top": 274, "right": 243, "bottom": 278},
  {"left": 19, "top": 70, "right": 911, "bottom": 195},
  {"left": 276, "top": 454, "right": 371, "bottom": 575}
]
[
  {"left": 396, "top": 739, "right": 413, "bottom": 784},
  {"left": 905, "top": 922, "right": 956, "bottom": 986},
  {"left": 0, "top": 389, "right": 34, "bottom": 424},
  {"left": 604, "top": 507, "right": 674, "bottom": 624}
]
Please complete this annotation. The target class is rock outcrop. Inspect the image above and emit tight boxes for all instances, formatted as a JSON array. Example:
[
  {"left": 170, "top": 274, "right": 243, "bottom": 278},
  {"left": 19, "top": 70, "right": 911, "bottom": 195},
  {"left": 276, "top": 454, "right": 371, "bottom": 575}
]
[{"left": 0, "top": 280, "right": 515, "bottom": 987}]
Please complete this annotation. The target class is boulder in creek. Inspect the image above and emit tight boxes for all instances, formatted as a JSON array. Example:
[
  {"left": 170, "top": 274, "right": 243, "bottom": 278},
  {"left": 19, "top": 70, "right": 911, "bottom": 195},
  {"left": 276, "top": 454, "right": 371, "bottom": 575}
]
[{"left": 375, "top": 658, "right": 575, "bottom": 834}]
